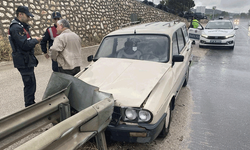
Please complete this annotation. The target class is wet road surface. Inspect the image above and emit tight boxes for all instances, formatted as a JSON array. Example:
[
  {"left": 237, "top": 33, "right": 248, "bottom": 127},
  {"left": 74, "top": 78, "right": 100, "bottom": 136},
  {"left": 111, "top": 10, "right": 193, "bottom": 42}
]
[{"left": 188, "top": 19, "right": 250, "bottom": 149}]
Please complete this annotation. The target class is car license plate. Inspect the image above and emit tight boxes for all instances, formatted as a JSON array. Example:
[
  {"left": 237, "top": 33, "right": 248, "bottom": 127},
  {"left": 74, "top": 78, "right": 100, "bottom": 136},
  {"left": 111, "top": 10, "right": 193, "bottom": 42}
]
[
  {"left": 189, "top": 33, "right": 200, "bottom": 40},
  {"left": 210, "top": 40, "right": 221, "bottom": 43}
]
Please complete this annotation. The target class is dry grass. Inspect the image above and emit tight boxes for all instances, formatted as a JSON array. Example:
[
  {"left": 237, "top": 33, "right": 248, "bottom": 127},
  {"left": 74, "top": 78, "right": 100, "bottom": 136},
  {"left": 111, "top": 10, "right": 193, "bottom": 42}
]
[
  {"left": 0, "top": 36, "right": 43, "bottom": 62},
  {"left": 0, "top": 36, "right": 12, "bottom": 61},
  {"left": 82, "top": 35, "right": 103, "bottom": 47},
  {"left": 34, "top": 44, "right": 43, "bottom": 55}
]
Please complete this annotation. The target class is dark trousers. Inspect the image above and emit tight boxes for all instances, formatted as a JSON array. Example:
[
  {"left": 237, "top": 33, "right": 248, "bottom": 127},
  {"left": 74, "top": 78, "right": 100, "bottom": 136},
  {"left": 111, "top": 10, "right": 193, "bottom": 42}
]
[
  {"left": 17, "top": 67, "right": 36, "bottom": 107},
  {"left": 58, "top": 66, "right": 80, "bottom": 76},
  {"left": 52, "top": 60, "right": 58, "bottom": 72}
]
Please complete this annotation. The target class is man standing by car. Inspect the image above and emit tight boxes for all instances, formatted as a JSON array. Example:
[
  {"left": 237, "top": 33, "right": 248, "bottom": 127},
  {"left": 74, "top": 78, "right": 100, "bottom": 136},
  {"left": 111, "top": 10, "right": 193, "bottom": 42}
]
[
  {"left": 8, "top": 6, "right": 42, "bottom": 107},
  {"left": 40, "top": 12, "right": 62, "bottom": 72},
  {"left": 49, "top": 19, "right": 82, "bottom": 76}
]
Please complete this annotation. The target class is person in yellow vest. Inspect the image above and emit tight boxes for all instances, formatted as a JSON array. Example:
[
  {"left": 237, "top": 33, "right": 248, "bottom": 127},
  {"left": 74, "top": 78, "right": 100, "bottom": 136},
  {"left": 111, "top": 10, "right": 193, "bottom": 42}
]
[
  {"left": 191, "top": 16, "right": 200, "bottom": 44},
  {"left": 40, "top": 12, "right": 62, "bottom": 72},
  {"left": 192, "top": 16, "right": 199, "bottom": 28}
]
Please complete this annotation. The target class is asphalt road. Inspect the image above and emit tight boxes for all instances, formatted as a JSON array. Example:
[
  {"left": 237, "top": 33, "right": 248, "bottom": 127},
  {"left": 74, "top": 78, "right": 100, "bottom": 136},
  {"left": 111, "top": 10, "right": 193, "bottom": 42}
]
[{"left": 188, "top": 19, "right": 250, "bottom": 150}]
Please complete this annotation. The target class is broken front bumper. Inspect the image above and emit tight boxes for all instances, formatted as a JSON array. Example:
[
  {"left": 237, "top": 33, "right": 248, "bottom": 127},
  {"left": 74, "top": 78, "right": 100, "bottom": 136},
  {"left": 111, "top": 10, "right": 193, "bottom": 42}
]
[{"left": 106, "top": 113, "right": 166, "bottom": 143}]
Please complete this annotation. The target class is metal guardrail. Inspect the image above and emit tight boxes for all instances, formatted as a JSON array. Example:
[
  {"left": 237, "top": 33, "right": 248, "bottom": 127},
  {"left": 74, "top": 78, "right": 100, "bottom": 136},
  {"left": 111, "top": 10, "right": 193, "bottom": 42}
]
[
  {"left": 0, "top": 72, "right": 114, "bottom": 150},
  {"left": 0, "top": 93, "right": 68, "bottom": 149}
]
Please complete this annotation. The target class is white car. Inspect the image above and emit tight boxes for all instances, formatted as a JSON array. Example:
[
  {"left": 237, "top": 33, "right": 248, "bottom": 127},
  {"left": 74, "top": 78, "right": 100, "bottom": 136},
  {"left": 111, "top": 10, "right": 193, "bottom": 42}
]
[
  {"left": 77, "top": 21, "right": 192, "bottom": 143},
  {"left": 199, "top": 20, "right": 238, "bottom": 49}
]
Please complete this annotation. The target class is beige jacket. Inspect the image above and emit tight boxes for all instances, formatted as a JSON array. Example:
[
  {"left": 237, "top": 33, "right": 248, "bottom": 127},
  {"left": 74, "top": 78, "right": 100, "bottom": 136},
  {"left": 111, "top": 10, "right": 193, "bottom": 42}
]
[{"left": 49, "top": 29, "right": 82, "bottom": 70}]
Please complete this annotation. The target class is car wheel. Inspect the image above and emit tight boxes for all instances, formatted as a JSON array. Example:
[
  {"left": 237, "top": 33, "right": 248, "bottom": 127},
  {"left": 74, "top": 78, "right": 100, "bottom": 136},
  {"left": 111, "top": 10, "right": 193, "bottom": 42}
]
[
  {"left": 183, "top": 67, "right": 189, "bottom": 87},
  {"left": 158, "top": 104, "right": 171, "bottom": 138}
]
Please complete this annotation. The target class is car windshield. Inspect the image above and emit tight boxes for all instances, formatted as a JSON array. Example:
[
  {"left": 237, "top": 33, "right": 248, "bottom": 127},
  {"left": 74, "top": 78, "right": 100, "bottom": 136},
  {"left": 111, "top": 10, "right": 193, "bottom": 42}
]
[
  {"left": 94, "top": 35, "right": 170, "bottom": 63},
  {"left": 205, "top": 21, "right": 233, "bottom": 29}
]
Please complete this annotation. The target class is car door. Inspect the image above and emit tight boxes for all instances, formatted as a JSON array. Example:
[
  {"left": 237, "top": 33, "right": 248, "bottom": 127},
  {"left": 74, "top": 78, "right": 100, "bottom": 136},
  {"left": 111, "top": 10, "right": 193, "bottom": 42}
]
[
  {"left": 182, "top": 25, "right": 192, "bottom": 64},
  {"left": 188, "top": 22, "right": 204, "bottom": 40},
  {"left": 172, "top": 28, "right": 187, "bottom": 93}
]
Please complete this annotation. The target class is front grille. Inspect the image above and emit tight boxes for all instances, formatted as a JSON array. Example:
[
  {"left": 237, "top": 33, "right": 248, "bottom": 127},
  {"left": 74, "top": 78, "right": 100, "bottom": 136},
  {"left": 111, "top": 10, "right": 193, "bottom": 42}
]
[
  {"left": 207, "top": 36, "right": 226, "bottom": 39},
  {"left": 110, "top": 106, "right": 122, "bottom": 126},
  {"left": 204, "top": 42, "right": 227, "bottom": 45}
]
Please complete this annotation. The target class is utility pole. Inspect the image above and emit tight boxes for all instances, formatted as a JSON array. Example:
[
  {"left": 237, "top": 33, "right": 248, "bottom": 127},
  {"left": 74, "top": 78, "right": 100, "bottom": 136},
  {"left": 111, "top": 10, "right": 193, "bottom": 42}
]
[{"left": 213, "top": 6, "right": 216, "bottom": 20}]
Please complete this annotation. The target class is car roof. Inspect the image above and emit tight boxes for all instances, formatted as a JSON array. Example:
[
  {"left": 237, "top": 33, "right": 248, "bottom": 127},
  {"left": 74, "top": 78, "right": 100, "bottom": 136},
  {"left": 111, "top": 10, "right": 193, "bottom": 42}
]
[
  {"left": 106, "top": 21, "right": 186, "bottom": 36},
  {"left": 208, "top": 20, "right": 232, "bottom": 23}
]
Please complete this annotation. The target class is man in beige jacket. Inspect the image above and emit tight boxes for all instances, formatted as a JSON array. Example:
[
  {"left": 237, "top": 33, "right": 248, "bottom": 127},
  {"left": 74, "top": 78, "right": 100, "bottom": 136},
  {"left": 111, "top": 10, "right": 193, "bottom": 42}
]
[{"left": 49, "top": 19, "right": 82, "bottom": 76}]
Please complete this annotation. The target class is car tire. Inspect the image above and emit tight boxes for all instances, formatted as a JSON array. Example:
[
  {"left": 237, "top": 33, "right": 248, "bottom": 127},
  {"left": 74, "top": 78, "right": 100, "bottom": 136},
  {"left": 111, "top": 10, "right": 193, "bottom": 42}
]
[
  {"left": 158, "top": 104, "right": 171, "bottom": 138},
  {"left": 199, "top": 45, "right": 204, "bottom": 48},
  {"left": 183, "top": 67, "right": 189, "bottom": 87}
]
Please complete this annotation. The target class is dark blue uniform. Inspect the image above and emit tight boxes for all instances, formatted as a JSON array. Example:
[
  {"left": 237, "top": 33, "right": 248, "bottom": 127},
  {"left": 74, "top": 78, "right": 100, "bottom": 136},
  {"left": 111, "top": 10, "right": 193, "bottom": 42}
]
[
  {"left": 40, "top": 25, "right": 59, "bottom": 72},
  {"left": 9, "top": 18, "right": 39, "bottom": 107}
]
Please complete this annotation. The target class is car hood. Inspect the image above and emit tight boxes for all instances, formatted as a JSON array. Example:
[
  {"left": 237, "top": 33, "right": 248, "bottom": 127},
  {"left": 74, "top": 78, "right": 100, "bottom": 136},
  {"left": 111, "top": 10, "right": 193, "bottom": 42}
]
[
  {"left": 203, "top": 29, "right": 235, "bottom": 36},
  {"left": 78, "top": 58, "right": 171, "bottom": 107}
]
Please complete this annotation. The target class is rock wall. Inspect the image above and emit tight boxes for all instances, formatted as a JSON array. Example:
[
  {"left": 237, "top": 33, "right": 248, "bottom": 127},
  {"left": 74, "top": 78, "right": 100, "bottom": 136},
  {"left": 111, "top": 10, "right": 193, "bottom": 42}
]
[{"left": 0, "top": 0, "right": 187, "bottom": 44}]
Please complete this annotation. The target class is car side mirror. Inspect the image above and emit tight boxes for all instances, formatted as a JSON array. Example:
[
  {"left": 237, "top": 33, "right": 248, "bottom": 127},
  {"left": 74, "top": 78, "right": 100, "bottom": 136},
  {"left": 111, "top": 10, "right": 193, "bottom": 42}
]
[
  {"left": 234, "top": 26, "right": 239, "bottom": 30},
  {"left": 87, "top": 55, "right": 93, "bottom": 62},
  {"left": 172, "top": 55, "right": 184, "bottom": 66}
]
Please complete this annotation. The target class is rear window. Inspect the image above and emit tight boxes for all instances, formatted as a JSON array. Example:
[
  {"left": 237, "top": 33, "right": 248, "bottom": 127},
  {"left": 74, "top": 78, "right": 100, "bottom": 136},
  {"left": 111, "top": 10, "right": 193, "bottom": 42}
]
[{"left": 95, "top": 35, "right": 170, "bottom": 63}]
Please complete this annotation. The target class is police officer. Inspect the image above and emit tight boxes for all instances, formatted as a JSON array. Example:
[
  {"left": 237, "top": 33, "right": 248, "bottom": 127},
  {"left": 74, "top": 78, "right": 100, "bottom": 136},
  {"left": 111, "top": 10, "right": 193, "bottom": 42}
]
[
  {"left": 191, "top": 16, "right": 200, "bottom": 45},
  {"left": 8, "top": 6, "right": 42, "bottom": 107},
  {"left": 192, "top": 16, "right": 199, "bottom": 29},
  {"left": 40, "top": 12, "right": 62, "bottom": 72}
]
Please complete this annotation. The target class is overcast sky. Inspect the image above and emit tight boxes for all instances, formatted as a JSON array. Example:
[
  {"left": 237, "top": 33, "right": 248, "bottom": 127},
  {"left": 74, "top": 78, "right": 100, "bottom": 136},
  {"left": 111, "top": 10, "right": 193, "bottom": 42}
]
[
  {"left": 193, "top": 0, "right": 250, "bottom": 13},
  {"left": 148, "top": 0, "right": 250, "bottom": 13}
]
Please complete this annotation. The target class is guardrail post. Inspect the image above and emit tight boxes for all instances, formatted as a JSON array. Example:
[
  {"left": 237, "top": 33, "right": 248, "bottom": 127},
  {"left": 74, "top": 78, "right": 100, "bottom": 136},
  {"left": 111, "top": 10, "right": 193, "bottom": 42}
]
[
  {"left": 59, "top": 103, "right": 71, "bottom": 121},
  {"left": 95, "top": 130, "right": 108, "bottom": 150}
]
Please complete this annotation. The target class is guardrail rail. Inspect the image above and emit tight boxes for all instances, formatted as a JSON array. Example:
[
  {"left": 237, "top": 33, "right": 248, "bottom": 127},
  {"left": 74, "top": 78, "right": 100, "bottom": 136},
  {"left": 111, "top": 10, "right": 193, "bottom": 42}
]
[{"left": 0, "top": 72, "right": 114, "bottom": 150}]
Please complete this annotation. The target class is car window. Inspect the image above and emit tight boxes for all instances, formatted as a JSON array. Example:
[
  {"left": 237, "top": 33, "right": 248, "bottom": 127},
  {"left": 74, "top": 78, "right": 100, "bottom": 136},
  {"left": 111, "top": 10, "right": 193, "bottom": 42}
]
[
  {"left": 95, "top": 38, "right": 114, "bottom": 57},
  {"left": 182, "top": 25, "right": 189, "bottom": 42},
  {"left": 176, "top": 28, "right": 185, "bottom": 53},
  {"left": 95, "top": 35, "right": 170, "bottom": 63},
  {"left": 172, "top": 32, "right": 179, "bottom": 55},
  {"left": 205, "top": 21, "right": 233, "bottom": 29}
]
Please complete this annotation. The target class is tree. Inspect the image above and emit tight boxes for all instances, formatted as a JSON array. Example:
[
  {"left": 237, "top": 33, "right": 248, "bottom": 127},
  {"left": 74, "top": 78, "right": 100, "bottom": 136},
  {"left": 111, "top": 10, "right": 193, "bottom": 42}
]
[
  {"left": 240, "top": 13, "right": 247, "bottom": 19},
  {"left": 220, "top": 11, "right": 229, "bottom": 17},
  {"left": 148, "top": 2, "right": 155, "bottom": 7},
  {"left": 160, "top": 0, "right": 195, "bottom": 14},
  {"left": 142, "top": 0, "right": 149, "bottom": 5}
]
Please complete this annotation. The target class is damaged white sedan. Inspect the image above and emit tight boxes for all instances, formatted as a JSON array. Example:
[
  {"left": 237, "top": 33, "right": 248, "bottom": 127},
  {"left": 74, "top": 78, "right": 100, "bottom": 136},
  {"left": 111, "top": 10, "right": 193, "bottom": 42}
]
[{"left": 77, "top": 21, "right": 192, "bottom": 143}]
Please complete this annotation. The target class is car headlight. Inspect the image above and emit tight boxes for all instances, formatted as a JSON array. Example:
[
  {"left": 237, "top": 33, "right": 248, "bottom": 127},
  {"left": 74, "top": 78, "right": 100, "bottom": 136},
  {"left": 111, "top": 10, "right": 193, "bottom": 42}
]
[
  {"left": 201, "top": 34, "right": 208, "bottom": 38},
  {"left": 225, "top": 35, "right": 234, "bottom": 38},
  {"left": 139, "top": 110, "right": 151, "bottom": 122},
  {"left": 123, "top": 107, "right": 152, "bottom": 123},
  {"left": 125, "top": 108, "right": 137, "bottom": 120}
]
